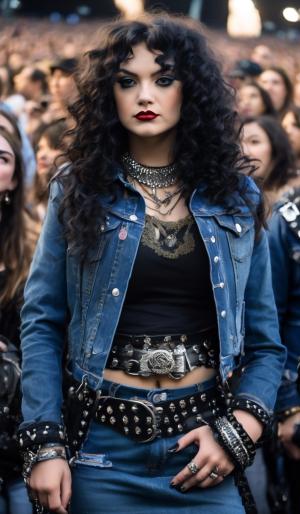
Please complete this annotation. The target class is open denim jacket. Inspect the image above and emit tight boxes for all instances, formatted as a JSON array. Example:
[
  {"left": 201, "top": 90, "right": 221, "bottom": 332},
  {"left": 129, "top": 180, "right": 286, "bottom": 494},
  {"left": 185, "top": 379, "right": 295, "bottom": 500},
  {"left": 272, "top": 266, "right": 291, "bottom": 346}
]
[{"left": 20, "top": 172, "right": 286, "bottom": 426}]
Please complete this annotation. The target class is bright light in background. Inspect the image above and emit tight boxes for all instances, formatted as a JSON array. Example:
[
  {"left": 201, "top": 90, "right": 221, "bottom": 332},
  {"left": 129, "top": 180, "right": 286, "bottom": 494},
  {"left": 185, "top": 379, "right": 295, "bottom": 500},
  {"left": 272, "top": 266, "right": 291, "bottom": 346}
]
[
  {"left": 227, "top": 0, "right": 262, "bottom": 37},
  {"left": 282, "top": 7, "right": 300, "bottom": 23},
  {"left": 114, "top": 0, "right": 144, "bottom": 19}
]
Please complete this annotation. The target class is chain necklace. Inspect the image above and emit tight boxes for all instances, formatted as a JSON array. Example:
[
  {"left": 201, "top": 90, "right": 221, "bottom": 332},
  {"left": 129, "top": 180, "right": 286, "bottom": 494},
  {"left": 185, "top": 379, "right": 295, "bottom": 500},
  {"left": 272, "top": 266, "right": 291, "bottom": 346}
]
[{"left": 122, "top": 153, "right": 177, "bottom": 188}]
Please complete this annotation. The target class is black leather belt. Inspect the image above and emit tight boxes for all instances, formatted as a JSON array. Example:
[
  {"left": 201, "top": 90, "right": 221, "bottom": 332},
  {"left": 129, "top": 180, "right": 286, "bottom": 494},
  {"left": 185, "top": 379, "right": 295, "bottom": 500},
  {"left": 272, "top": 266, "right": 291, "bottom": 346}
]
[
  {"left": 94, "top": 386, "right": 224, "bottom": 443},
  {"left": 107, "top": 332, "right": 219, "bottom": 379}
]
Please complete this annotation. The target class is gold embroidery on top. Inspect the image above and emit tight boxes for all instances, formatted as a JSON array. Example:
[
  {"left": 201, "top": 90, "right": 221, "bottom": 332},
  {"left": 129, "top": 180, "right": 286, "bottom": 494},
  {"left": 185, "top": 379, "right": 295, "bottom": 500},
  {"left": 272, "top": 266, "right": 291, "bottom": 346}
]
[{"left": 141, "top": 214, "right": 196, "bottom": 259}]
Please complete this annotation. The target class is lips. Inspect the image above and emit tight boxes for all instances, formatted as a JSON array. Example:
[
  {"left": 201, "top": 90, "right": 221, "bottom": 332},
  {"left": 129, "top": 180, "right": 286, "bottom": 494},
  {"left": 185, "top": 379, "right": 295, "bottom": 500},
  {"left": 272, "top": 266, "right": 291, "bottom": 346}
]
[{"left": 134, "top": 110, "right": 159, "bottom": 121}]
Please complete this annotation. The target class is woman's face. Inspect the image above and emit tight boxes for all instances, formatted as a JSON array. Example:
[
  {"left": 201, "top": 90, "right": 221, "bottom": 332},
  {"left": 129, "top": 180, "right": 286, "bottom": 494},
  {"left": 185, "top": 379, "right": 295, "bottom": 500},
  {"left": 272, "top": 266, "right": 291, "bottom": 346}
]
[
  {"left": 113, "top": 43, "right": 182, "bottom": 141},
  {"left": 258, "top": 70, "right": 287, "bottom": 112},
  {"left": 237, "top": 85, "right": 266, "bottom": 117},
  {"left": 36, "top": 136, "right": 61, "bottom": 176},
  {"left": 241, "top": 122, "right": 273, "bottom": 180},
  {"left": 282, "top": 111, "right": 300, "bottom": 156},
  {"left": 0, "top": 134, "right": 16, "bottom": 193}
]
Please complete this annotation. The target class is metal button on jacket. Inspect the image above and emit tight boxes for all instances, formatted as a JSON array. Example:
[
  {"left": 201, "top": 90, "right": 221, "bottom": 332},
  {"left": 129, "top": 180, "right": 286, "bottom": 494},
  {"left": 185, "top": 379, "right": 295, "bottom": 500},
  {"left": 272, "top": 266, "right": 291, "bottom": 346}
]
[
  {"left": 235, "top": 223, "right": 242, "bottom": 233},
  {"left": 112, "top": 288, "right": 120, "bottom": 297},
  {"left": 129, "top": 214, "right": 137, "bottom": 221},
  {"left": 220, "top": 310, "right": 226, "bottom": 318}
]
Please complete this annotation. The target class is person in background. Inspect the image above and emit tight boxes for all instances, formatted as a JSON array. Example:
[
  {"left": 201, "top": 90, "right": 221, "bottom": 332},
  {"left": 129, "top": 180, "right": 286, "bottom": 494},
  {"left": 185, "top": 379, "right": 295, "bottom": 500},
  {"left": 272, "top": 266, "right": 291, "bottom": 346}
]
[
  {"left": 0, "top": 127, "right": 38, "bottom": 514},
  {"left": 282, "top": 106, "right": 300, "bottom": 171},
  {"left": 46, "top": 58, "right": 78, "bottom": 123},
  {"left": 258, "top": 67, "right": 293, "bottom": 119},
  {"left": 29, "top": 119, "right": 68, "bottom": 221},
  {"left": 241, "top": 115, "right": 300, "bottom": 514},
  {"left": 250, "top": 45, "right": 274, "bottom": 71},
  {"left": 237, "top": 81, "right": 276, "bottom": 118}
]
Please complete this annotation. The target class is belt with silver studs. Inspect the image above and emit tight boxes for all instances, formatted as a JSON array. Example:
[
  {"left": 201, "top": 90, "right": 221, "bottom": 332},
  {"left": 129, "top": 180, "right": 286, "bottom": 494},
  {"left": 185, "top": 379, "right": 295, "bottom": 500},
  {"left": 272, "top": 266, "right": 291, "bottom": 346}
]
[{"left": 94, "top": 388, "right": 223, "bottom": 443}]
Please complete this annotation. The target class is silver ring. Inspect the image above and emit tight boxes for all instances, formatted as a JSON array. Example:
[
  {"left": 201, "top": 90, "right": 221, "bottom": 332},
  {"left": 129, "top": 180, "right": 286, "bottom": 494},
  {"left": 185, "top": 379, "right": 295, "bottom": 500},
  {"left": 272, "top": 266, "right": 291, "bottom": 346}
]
[
  {"left": 187, "top": 460, "right": 200, "bottom": 475},
  {"left": 209, "top": 469, "right": 219, "bottom": 480}
]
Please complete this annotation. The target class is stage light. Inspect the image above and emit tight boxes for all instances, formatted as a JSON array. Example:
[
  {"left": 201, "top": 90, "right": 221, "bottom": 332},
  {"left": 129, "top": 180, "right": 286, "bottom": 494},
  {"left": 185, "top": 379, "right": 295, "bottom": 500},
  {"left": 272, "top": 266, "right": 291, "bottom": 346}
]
[
  {"left": 282, "top": 7, "right": 300, "bottom": 23},
  {"left": 114, "top": 0, "right": 144, "bottom": 19},
  {"left": 227, "top": 0, "right": 261, "bottom": 37}
]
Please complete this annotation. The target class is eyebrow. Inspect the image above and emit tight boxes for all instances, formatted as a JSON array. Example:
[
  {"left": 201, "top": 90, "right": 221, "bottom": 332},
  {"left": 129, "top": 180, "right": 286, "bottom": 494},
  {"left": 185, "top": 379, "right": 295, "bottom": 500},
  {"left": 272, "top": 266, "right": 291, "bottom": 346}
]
[
  {"left": 118, "top": 66, "right": 175, "bottom": 77},
  {"left": 0, "top": 150, "right": 14, "bottom": 157}
]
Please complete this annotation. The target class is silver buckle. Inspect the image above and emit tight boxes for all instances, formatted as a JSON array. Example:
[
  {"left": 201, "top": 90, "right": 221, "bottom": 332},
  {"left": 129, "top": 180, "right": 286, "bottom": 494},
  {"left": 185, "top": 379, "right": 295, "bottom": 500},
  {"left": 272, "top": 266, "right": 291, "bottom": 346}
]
[{"left": 140, "top": 349, "right": 175, "bottom": 375}]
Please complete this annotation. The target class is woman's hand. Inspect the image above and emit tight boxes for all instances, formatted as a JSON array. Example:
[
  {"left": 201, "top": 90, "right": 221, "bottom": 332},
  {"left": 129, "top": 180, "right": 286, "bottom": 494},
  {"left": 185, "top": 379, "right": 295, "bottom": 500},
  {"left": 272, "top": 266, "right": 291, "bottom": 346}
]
[
  {"left": 28, "top": 458, "right": 72, "bottom": 513},
  {"left": 170, "top": 425, "right": 235, "bottom": 491},
  {"left": 278, "top": 412, "right": 300, "bottom": 460}
]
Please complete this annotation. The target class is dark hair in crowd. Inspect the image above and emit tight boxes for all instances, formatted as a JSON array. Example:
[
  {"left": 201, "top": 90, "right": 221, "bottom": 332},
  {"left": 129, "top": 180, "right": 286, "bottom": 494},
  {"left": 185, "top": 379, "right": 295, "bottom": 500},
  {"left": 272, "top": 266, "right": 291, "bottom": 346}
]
[
  {"left": 242, "top": 115, "right": 296, "bottom": 191},
  {"left": 58, "top": 14, "right": 257, "bottom": 256},
  {"left": 0, "top": 128, "right": 35, "bottom": 304},
  {"left": 0, "top": 108, "right": 22, "bottom": 142}
]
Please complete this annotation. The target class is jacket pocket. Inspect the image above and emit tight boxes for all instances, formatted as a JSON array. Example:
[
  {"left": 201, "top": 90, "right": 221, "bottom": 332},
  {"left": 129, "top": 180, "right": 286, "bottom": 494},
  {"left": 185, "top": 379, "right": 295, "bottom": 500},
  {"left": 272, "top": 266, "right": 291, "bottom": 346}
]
[{"left": 214, "top": 214, "right": 254, "bottom": 262}]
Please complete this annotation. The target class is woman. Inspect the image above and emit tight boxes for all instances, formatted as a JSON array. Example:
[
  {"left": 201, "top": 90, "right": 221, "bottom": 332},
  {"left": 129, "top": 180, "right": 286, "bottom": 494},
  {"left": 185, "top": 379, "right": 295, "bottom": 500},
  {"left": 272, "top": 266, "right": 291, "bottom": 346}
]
[
  {"left": 241, "top": 115, "right": 300, "bottom": 513},
  {"left": 282, "top": 106, "right": 300, "bottom": 170},
  {"left": 18, "top": 15, "right": 285, "bottom": 514},
  {"left": 0, "top": 128, "right": 38, "bottom": 514},
  {"left": 29, "top": 119, "right": 68, "bottom": 221},
  {"left": 258, "top": 67, "right": 293, "bottom": 119},
  {"left": 237, "top": 81, "right": 276, "bottom": 118},
  {"left": 241, "top": 115, "right": 297, "bottom": 207}
]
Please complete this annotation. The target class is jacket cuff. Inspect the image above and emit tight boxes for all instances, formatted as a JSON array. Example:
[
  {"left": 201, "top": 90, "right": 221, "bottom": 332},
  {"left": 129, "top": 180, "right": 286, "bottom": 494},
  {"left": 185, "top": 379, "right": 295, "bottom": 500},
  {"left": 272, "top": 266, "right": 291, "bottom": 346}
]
[{"left": 17, "top": 421, "right": 66, "bottom": 450}]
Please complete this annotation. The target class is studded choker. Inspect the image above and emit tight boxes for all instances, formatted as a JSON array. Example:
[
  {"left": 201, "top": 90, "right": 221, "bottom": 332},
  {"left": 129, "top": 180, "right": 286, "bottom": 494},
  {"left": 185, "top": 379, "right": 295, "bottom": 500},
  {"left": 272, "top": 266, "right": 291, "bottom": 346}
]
[{"left": 122, "top": 153, "right": 178, "bottom": 188}]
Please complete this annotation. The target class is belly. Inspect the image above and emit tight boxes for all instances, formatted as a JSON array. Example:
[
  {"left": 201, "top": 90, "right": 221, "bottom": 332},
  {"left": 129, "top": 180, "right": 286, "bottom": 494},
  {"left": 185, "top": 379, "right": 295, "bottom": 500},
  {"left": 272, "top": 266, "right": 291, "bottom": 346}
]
[{"left": 103, "top": 366, "right": 217, "bottom": 389}]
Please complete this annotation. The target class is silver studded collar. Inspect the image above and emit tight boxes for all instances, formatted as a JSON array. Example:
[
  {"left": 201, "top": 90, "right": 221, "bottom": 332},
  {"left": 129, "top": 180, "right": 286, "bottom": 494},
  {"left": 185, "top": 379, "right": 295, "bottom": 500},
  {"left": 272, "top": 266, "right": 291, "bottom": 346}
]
[{"left": 121, "top": 153, "right": 178, "bottom": 188}]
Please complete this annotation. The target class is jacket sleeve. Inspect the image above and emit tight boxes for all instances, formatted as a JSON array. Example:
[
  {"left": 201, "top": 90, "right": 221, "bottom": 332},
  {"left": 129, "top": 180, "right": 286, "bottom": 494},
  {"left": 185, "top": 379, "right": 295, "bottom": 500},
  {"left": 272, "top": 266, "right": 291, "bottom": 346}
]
[
  {"left": 234, "top": 226, "right": 287, "bottom": 413},
  {"left": 20, "top": 180, "right": 67, "bottom": 427},
  {"left": 268, "top": 210, "right": 300, "bottom": 412}
]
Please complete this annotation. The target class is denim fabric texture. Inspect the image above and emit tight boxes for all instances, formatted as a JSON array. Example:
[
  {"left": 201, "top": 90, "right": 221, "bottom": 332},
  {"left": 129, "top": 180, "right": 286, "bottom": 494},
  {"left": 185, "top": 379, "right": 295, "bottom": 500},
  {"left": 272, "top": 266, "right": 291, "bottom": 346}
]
[
  {"left": 70, "top": 379, "right": 245, "bottom": 514},
  {"left": 20, "top": 171, "right": 286, "bottom": 428},
  {"left": 0, "top": 478, "right": 32, "bottom": 514},
  {"left": 268, "top": 204, "right": 300, "bottom": 412}
]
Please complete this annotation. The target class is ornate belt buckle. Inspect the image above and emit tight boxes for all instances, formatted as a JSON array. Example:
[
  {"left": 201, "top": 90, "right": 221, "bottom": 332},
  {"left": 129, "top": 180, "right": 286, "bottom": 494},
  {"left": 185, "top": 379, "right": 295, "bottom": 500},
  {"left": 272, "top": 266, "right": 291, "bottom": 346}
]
[{"left": 140, "top": 349, "right": 175, "bottom": 375}]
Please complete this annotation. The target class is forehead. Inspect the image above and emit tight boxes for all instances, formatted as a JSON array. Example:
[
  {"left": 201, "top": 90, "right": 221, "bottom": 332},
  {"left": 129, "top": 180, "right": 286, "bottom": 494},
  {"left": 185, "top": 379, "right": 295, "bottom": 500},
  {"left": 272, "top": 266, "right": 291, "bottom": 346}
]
[
  {"left": 261, "top": 70, "right": 282, "bottom": 82},
  {"left": 0, "top": 134, "right": 14, "bottom": 154},
  {"left": 119, "top": 43, "right": 171, "bottom": 71},
  {"left": 243, "top": 122, "right": 267, "bottom": 137}
]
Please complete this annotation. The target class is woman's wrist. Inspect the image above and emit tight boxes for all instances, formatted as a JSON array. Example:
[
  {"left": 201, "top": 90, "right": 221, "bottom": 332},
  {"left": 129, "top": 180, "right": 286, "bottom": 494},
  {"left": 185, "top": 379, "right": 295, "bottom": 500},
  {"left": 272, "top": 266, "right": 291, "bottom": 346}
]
[{"left": 233, "top": 409, "right": 263, "bottom": 443}]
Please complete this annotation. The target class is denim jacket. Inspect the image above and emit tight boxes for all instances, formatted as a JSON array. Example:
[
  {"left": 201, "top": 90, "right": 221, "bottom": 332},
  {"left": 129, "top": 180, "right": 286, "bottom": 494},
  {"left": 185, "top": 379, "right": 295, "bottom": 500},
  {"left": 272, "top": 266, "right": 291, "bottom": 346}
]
[
  {"left": 268, "top": 195, "right": 300, "bottom": 413},
  {"left": 20, "top": 172, "right": 286, "bottom": 427}
]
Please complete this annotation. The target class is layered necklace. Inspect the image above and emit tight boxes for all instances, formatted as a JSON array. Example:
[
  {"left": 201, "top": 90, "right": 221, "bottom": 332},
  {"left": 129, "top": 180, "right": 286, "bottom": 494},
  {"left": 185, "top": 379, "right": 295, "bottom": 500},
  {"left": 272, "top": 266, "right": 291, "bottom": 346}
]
[{"left": 122, "top": 153, "right": 183, "bottom": 216}]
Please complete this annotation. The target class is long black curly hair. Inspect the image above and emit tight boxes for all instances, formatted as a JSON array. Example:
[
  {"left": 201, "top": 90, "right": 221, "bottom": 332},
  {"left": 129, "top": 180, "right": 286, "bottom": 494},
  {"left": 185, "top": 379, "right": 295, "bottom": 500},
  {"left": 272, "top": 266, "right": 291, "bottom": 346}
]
[{"left": 59, "top": 13, "right": 256, "bottom": 255}]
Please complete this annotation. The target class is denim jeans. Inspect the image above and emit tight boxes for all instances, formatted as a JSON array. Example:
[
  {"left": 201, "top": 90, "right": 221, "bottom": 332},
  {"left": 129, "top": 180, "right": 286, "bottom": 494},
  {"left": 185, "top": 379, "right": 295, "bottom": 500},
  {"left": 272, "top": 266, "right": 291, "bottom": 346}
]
[
  {"left": 0, "top": 477, "right": 32, "bottom": 514},
  {"left": 70, "top": 378, "right": 245, "bottom": 514}
]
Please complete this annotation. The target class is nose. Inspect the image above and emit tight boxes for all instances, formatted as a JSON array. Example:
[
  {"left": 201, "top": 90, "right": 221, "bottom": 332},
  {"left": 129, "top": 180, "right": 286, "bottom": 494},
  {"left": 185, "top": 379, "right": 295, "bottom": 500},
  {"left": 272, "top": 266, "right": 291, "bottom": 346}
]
[{"left": 136, "top": 81, "right": 154, "bottom": 106}]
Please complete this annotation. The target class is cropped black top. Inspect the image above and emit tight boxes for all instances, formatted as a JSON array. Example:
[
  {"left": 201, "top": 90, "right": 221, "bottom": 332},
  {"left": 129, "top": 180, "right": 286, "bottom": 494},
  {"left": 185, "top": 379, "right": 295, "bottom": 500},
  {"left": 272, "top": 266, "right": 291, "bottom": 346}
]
[{"left": 116, "top": 214, "right": 217, "bottom": 335}]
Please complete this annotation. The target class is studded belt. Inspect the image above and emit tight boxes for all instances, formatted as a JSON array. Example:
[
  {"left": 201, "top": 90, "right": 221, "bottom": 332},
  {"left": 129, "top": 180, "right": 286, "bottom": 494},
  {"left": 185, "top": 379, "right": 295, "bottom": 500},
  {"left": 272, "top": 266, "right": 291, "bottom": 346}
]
[
  {"left": 107, "top": 331, "right": 219, "bottom": 379},
  {"left": 94, "top": 387, "right": 224, "bottom": 443}
]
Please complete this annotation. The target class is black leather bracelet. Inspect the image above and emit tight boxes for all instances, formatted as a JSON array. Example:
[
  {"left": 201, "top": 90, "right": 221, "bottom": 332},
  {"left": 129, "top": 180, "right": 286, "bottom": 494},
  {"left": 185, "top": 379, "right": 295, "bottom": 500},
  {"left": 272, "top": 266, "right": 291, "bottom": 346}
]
[
  {"left": 231, "top": 398, "right": 273, "bottom": 443},
  {"left": 227, "top": 409, "right": 256, "bottom": 461},
  {"left": 211, "top": 416, "right": 253, "bottom": 470}
]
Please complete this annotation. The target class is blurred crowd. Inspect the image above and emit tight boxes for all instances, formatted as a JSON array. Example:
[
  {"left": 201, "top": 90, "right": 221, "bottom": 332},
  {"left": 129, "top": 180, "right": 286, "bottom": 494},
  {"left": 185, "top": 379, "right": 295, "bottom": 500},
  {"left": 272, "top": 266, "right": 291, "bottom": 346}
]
[{"left": 1, "top": 16, "right": 300, "bottom": 514}]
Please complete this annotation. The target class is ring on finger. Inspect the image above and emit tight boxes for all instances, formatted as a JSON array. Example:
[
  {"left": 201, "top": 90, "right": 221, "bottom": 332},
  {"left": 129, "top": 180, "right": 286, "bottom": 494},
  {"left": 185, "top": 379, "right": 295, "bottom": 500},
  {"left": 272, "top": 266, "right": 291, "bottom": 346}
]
[
  {"left": 187, "top": 460, "right": 200, "bottom": 475},
  {"left": 208, "top": 468, "right": 219, "bottom": 480}
]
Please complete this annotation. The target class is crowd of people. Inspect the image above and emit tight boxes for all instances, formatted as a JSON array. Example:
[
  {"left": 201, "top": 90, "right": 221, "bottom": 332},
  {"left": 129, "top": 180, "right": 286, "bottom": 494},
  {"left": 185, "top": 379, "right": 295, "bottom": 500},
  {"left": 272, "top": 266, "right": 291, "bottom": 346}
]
[{"left": 0, "top": 13, "right": 300, "bottom": 514}]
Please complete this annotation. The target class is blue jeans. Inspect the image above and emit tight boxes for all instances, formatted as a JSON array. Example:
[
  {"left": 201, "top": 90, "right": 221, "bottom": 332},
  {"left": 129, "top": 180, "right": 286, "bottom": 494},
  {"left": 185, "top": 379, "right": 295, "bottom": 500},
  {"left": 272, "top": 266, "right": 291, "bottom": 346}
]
[
  {"left": 70, "top": 378, "right": 245, "bottom": 514},
  {"left": 0, "top": 478, "right": 32, "bottom": 514}
]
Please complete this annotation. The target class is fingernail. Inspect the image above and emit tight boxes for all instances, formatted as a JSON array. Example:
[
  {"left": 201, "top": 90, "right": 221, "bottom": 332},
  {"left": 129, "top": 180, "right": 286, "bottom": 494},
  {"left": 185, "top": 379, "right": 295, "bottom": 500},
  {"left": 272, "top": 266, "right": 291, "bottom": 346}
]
[
  {"left": 167, "top": 443, "right": 179, "bottom": 453},
  {"left": 180, "top": 485, "right": 187, "bottom": 493},
  {"left": 169, "top": 482, "right": 176, "bottom": 488}
]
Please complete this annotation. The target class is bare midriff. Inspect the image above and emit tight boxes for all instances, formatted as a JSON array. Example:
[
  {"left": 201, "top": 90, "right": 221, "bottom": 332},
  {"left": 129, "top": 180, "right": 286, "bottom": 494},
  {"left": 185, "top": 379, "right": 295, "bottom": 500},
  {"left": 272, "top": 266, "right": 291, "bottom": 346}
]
[{"left": 103, "top": 366, "right": 217, "bottom": 389}]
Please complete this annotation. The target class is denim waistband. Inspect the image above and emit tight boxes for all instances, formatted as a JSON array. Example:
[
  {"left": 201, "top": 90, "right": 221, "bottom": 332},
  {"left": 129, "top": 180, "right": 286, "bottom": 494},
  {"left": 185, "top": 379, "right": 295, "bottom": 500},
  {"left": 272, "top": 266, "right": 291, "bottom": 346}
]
[{"left": 101, "top": 376, "right": 217, "bottom": 404}]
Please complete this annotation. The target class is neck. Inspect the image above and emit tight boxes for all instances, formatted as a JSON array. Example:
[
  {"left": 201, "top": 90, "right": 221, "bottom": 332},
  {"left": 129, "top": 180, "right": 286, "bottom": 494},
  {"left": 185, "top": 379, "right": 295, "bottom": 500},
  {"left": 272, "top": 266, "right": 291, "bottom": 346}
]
[{"left": 128, "top": 130, "right": 176, "bottom": 167}]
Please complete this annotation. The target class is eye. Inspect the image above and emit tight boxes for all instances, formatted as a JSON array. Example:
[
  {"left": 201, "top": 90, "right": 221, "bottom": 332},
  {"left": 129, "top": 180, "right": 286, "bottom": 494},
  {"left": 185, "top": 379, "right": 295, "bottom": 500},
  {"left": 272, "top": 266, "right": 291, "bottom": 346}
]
[
  {"left": 156, "top": 76, "right": 175, "bottom": 87},
  {"left": 117, "top": 77, "right": 135, "bottom": 89},
  {"left": 0, "top": 156, "right": 8, "bottom": 163}
]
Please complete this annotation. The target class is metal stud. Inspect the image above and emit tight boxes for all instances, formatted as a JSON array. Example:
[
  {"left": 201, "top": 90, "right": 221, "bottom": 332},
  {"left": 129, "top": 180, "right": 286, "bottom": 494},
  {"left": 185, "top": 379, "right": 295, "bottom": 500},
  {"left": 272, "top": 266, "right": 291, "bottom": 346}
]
[
  {"left": 164, "top": 416, "right": 170, "bottom": 424},
  {"left": 174, "top": 414, "right": 180, "bottom": 422},
  {"left": 107, "top": 406, "right": 113, "bottom": 414},
  {"left": 101, "top": 415, "right": 106, "bottom": 422},
  {"left": 119, "top": 403, "right": 126, "bottom": 411},
  {"left": 179, "top": 400, "right": 186, "bottom": 408},
  {"left": 147, "top": 428, "right": 153, "bottom": 435},
  {"left": 134, "top": 416, "right": 139, "bottom": 423},
  {"left": 189, "top": 397, "right": 195, "bottom": 404},
  {"left": 177, "top": 424, "right": 183, "bottom": 432},
  {"left": 83, "top": 410, "right": 89, "bottom": 418},
  {"left": 131, "top": 404, "right": 139, "bottom": 412},
  {"left": 169, "top": 403, "right": 176, "bottom": 412},
  {"left": 135, "top": 426, "right": 142, "bottom": 434},
  {"left": 182, "top": 411, "right": 188, "bottom": 417},
  {"left": 192, "top": 406, "right": 198, "bottom": 413},
  {"left": 201, "top": 393, "right": 207, "bottom": 402},
  {"left": 110, "top": 417, "right": 116, "bottom": 424},
  {"left": 122, "top": 416, "right": 129, "bottom": 424},
  {"left": 167, "top": 427, "right": 173, "bottom": 434},
  {"left": 78, "top": 431, "right": 84, "bottom": 436},
  {"left": 155, "top": 406, "right": 164, "bottom": 414},
  {"left": 146, "top": 417, "right": 153, "bottom": 425},
  {"left": 124, "top": 427, "right": 129, "bottom": 434}
]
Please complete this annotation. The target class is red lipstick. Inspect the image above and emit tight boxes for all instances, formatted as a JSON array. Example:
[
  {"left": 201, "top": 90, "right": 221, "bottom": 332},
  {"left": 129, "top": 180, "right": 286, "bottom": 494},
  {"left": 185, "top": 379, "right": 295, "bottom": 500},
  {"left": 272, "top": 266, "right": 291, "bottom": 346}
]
[{"left": 134, "top": 110, "right": 159, "bottom": 121}]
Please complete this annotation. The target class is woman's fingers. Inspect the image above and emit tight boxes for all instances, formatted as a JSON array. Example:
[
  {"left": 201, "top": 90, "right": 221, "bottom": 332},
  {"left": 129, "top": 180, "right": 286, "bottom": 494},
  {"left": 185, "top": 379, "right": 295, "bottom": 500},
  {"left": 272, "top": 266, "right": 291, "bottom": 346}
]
[{"left": 61, "top": 467, "right": 72, "bottom": 509}]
